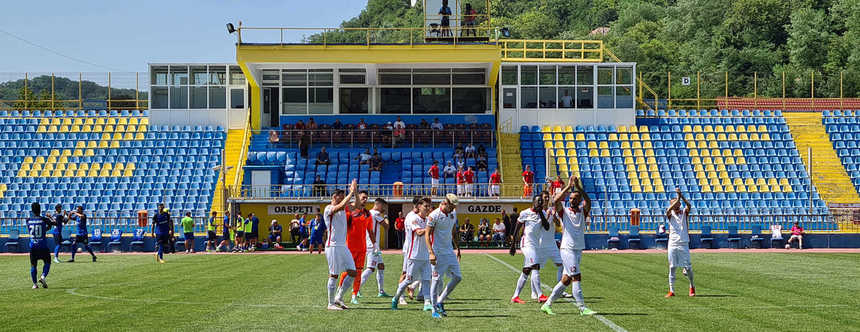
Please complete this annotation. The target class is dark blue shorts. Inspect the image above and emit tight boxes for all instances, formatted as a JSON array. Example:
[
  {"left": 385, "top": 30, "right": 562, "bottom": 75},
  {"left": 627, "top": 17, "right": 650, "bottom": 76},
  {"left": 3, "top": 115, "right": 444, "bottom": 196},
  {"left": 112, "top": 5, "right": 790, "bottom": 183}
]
[
  {"left": 310, "top": 236, "right": 324, "bottom": 245},
  {"left": 156, "top": 233, "right": 171, "bottom": 246},
  {"left": 73, "top": 234, "right": 88, "bottom": 245},
  {"left": 208, "top": 231, "right": 217, "bottom": 241},
  {"left": 53, "top": 233, "right": 63, "bottom": 245},
  {"left": 30, "top": 248, "right": 51, "bottom": 265},
  {"left": 184, "top": 232, "right": 194, "bottom": 241}
]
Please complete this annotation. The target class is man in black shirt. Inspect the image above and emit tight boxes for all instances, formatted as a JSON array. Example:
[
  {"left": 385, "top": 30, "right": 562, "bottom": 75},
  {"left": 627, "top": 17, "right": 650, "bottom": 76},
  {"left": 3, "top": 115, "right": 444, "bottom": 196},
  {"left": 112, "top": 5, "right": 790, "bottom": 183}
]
[
  {"left": 313, "top": 175, "right": 327, "bottom": 197},
  {"left": 316, "top": 146, "right": 330, "bottom": 165}
]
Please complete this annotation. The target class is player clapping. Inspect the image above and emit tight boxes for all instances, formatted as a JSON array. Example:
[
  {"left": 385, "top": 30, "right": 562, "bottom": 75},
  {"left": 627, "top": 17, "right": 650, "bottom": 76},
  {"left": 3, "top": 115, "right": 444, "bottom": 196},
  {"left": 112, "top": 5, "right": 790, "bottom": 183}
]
[
  {"left": 509, "top": 193, "right": 551, "bottom": 304},
  {"left": 324, "top": 179, "right": 358, "bottom": 310},
  {"left": 666, "top": 188, "right": 696, "bottom": 297}
]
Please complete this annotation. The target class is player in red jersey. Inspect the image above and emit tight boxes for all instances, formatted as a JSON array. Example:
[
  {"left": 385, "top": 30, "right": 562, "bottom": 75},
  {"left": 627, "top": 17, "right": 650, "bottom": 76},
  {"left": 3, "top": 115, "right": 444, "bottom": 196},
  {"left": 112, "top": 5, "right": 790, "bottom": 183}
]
[
  {"left": 428, "top": 161, "right": 440, "bottom": 196},
  {"left": 489, "top": 168, "right": 502, "bottom": 197}
]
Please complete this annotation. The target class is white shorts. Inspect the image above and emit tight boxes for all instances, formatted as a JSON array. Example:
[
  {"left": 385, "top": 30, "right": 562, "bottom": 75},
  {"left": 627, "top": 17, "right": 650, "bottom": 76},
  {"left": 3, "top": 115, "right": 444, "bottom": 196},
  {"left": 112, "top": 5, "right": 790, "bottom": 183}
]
[
  {"left": 560, "top": 248, "right": 582, "bottom": 276},
  {"left": 538, "top": 246, "right": 563, "bottom": 267},
  {"left": 457, "top": 184, "right": 465, "bottom": 195},
  {"left": 325, "top": 246, "right": 355, "bottom": 275},
  {"left": 465, "top": 184, "right": 474, "bottom": 194},
  {"left": 431, "top": 178, "right": 439, "bottom": 188},
  {"left": 432, "top": 254, "right": 462, "bottom": 281},
  {"left": 402, "top": 251, "right": 409, "bottom": 271},
  {"left": 790, "top": 234, "right": 802, "bottom": 240},
  {"left": 366, "top": 249, "right": 383, "bottom": 268},
  {"left": 668, "top": 244, "right": 691, "bottom": 269},
  {"left": 490, "top": 184, "right": 500, "bottom": 195},
  {"left": 522, "top": 246, "right": 539, "bottom": 267},
  {"left": 405, "top": 259, "right": 431, "bottom": 282}
]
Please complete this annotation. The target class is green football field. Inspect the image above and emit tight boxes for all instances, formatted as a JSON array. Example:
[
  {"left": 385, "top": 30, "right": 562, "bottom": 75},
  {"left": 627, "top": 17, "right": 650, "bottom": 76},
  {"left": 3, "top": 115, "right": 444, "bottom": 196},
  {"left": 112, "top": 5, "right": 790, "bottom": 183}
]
[{"left": 0, "top": 251, "right": 857, "bottom": 331}]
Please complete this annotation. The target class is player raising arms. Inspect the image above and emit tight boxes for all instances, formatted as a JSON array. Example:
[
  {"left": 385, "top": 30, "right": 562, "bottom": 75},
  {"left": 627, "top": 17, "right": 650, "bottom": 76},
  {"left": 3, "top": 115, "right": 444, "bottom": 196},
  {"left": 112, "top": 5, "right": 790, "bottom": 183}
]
[
  {"left": 27, "top": 202, "right": 55, "bottom": 289},
  {"left": 392, "top": 197, "right": 433, "bottom": 311},
  {"left": 536, "top": 190, "right": 563, "bottom": 302},
  {"left": 426, "top": 194, "right": 462, "bottom": 318},
  {"left": 360, "top": 198, "right": 390, "bottom": 298},
  {"left": 509, "top": 194, "right": 550, "bottom": 304},
  {"left": 68, "top": 205, "right": 97, "bottom": 263},
  {"left": 51, "top": 204, "right": 68, "bottom": 263},
  {"left": 343, "top": 190, "right": 372, "bottom": 305},
  {"left": 324, "top": 179, "right": 358, "bottom": 310},
  {"left": 666, "top": 188, "right": 696, "bottom": 297},
  {"left": 541, "top": 176, "right": 596, "bottom": 316}
]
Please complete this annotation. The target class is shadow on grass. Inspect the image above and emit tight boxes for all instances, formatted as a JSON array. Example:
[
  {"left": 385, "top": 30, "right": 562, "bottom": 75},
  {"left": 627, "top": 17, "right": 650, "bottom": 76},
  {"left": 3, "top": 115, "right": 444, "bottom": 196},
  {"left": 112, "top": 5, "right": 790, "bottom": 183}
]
[
  {"left": 453, "top": 315, "right": 511, "bottom": 318},
  {"left": 598, "top": 312, "right": 649, "bottom": 316},
  {"left": 694, "top": 294, "right": 737, "bottom": 298}
]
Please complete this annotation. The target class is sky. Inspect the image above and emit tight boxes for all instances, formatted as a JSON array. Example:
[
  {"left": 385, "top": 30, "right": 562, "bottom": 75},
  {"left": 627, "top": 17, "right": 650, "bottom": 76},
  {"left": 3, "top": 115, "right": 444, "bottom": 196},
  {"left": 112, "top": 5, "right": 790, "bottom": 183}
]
[{"left": 0, "top": 0, "right": 370, "bottom": 73}]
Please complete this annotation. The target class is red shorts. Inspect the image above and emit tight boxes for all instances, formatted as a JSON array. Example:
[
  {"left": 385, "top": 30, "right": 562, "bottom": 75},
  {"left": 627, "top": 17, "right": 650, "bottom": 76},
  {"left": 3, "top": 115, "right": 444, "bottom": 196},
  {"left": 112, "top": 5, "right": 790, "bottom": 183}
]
[{"left": 350, "top": 248, "right": 367, "bottom": 269}]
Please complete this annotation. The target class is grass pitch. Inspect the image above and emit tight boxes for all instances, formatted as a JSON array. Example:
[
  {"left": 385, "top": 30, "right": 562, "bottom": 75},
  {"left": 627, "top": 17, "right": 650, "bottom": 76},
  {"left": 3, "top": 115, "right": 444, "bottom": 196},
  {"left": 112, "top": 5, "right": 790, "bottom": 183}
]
[{"left": 0, "top": 251, "right": 857, "bottom": 331}]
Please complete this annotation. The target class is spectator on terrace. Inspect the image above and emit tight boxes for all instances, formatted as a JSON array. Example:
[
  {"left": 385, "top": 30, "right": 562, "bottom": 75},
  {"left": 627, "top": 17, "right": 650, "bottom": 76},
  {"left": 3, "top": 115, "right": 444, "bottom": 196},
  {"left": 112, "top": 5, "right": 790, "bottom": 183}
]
[
  {"left": 477, "top": 218, "right": 491, "bottom": 246},
  {"left": 462, "top": 3, "right": 478, "bottom": 36},
  {"left": 394, "top": 211, "right": 405, "bottom": 249},
  {"left": 551, "top": 176, "right": 565, "bottom": 195},
  {"left": 316, "top": 146, "right": 330, "bottom": 165},
  {"left": 299, "top": 132, "right": 310, "bottom": 158},
  {"left": 431, "top": 118, "right": 444, "bottom": 131},
  {"left": 787, "top": 222, "right": 805, "bottom": 249},
  {"left": 443, "top": 160, "right": 457, "bottom": 179},
  {"left": 438, "top": 0, "right": 452, "bottom": 37},
  {"left": 560, "top": 90, "right": 574, "bottom": 108},
  {"left": 370, "top": 152, "right": 383, "bottom": 171},
  {"left": 428, "top": 161, "right": 440, "bottom": 196},
  {"left": 295, "top": 120, "right": 305, "bottom": 131},
  {"left": 419, "top": 119, "right": 430, "bottom": 129},
  {"left": 522, "top": 165, "right": 535, "bottom": 197},
  {"left": 331, "top": 119, "right": 343, "bottom": 129},
  {"left": 393, "top": 116, "right": 406, "bottom": 141},
  {"left": 489, "top": 168, "right": 501, "bottom": 197},
  {"left": 268, "top": 130, "right": 280, "bottom": 148},
  {"left": 465, "top": 143, "right": 477, "bottom": 159},
  {"left": 385, "top": 121, "right": 394, "bottom": 131},
  {"left": 454, "top": 143, "right": 464, "bottom": 159},
  {"left": 492, "top": 218, "right": 506, "bottom": 247},
  {"left": 307, "top": 118, "right": 317, "bottom": 130},
  {"left": 358, "top": 148, "right": 372, "bottom": 164},
  {"left": 358, "top": 118, "right": 367, "bottom": 130},
  {"left": 312, "top": 175, "right": 327, "bottom": 197},
  {"left": 477, "top": 155, "right": 488, "bottom": 172},
  {"left": 456, "top": 166, "right": 466, "bottom": 196},
  {"left": 464, "top": 166, "right": 475, "bottom": 197},
  {"left": 477, "top": 144, "right": 487, "bottom": 159}
]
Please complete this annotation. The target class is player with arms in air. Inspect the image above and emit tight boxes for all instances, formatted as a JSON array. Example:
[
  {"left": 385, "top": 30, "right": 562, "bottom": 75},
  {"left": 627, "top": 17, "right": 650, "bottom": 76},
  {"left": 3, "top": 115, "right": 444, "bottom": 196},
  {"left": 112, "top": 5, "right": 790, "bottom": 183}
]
[
  {"left": 324, "top": 179, "right": 358, "bottom": 310},
  {"left": 359, "top": 198, "right": 391, "bottom": 298},
  {"left": 50, "top": 204, "right": 68, "bottom": 263},
  {"left": 541, "top": 176, "right": 596, "bottom": 316},
  {"left": 536, "top": 190, "right": 563, "bottom": 301},
  {"left": 343, "top": 190, "right": 372, "bottom": 305},
  {"left": 509, "top": 194, "right": 550, "bottom": 304},
  {"left": 27, "top": 202, "right": 55, "bottom": 289},
  {"left": 426, "top": 194, "right": 462, "bottom": 318},
  {"left": 666, "top": 188, "right": 695, "bottom": 297},
  {"left": 68, "top": 205, "right": 97, "bottom": 263}
]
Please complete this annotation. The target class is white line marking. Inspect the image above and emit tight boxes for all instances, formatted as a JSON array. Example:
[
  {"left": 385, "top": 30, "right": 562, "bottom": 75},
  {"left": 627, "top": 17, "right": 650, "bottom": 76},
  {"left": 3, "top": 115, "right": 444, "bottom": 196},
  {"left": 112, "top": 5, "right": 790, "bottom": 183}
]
[{"left": 485, "top": 253, "right": 628, "bottom": 332}]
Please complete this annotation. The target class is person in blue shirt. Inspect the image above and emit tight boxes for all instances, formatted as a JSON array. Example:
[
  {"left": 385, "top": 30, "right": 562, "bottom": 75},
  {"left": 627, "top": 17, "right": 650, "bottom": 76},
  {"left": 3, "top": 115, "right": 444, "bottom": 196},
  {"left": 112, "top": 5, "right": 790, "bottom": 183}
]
[
  {"left": 28, "top": 202, "right": 55, "bottom": 289},
  {"left": 51, "top": 204, "right": 68, "bottom": 263},
  {"left": 308, "top": 213, "right": 326, "bottom": 254},
  {"left": 151, "top": 204, "right": 173, "bottom": 263},
  {"left": 68, "top": 205, "right": 97, "bottom": 263},
  {"left": 438, "top": 0, "right": 452, "bottom": 37},
  {"left": 296, "top": 215, "right": 309, "bottom": 251},
  {"left": 247, "top": 212, "right": 260, "bottom": 251},
  {"left": 217, "top": 214, "right": 231, "bottom": 252}
]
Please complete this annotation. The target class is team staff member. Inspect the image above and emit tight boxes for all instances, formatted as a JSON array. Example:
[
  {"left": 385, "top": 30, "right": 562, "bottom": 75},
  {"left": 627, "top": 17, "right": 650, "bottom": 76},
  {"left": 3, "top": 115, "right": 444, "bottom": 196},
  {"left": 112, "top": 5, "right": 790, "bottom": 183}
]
[
  {"left": 217, "top": 212, "right": 231, "bottom": 252},
  {"left": 181, "top": 212, "right": 195, "bottom": 254},
  {"left": 309, "top": 213, "right": 326, "bottom": 254},
  {"left": 206, "top": 211, "right": 218, "bottom": 252},
  {"left": 233, "top": 211, "right": 245, "bottom": 252},
  {"left": 269, "top": 220, "right": 283, "bottom": 249},
  {"left": 152, "top": 204, "right": 172, "bottom": 263}
]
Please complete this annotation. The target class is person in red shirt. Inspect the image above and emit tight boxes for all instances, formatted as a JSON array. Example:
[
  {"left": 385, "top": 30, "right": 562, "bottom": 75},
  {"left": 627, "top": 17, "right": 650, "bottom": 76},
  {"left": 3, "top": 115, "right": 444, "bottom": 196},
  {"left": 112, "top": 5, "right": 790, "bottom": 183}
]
[
  {"left": 394, "top": 211, "right": 405, "bottom": 249},
  {"left": 464, "top": 166, "right": 475, "bottom": 197},
  {"left": 489, "top": 168, "right": 502, "bottom": 197},
  {"left": 428, "top": 161, "right": 440, "bottom": 196},
  {"left": 456, "top": 166, "right": 466, "bottom": 197},
  {"left": 340, "top": 190, "right": 374, "bottom": 304},
  {"left": 550, "top": 176, "right": 564, "bottom": 194},
  {"left": 787, "top": 222, "right": 805, "bottom": 249},
  {"left": 522, "top": 165, "right": 535, "bottom": 197}
]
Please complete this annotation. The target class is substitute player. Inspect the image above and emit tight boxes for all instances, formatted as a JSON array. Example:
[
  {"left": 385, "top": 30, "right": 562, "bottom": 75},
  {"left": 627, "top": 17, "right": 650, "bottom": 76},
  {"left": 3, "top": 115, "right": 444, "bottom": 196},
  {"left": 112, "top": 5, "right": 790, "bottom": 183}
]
[
  {"left": 68, "top": 206, "right": 97, "bottom": 263},
  {"left": 152, "top": 204, "right": 172, "bottom": 263},
  {"left": 309, "top": 213, "right": 326, "bottom": 254},
  {"left": 27, "top": 202, "right": 54, "bottom": 289},
  {"left": 542, "top": 176, "right": 596, "bottom": 316},
  {"left": 509, "top": 194, "right": 550, "bottom": 304},
  {"left": 206, "top": 211, "right": 218, "bottom": 252},
  {"left": 427, "top": 194, "right": 462, "bottom": 318},
  {"left": 324, "top": 179, "right": 358, "bottom": 310},
  {"left": 359, "top": 198, "right": 390, "bottom": 297},
  {"left": 392, "top": 197, "right": 433, "bottom": 311},
  {"left": 666, "top": 188, "right": 696, "bottom": 297},
  {"left": 51, "top": 204, "right": 68, "bottom": 263},
  {"left": 217, "top": 211, "right": 232, "bottom": 252},
  {"left": 343, "top": 190, "right": 372, "bottom": 305}
]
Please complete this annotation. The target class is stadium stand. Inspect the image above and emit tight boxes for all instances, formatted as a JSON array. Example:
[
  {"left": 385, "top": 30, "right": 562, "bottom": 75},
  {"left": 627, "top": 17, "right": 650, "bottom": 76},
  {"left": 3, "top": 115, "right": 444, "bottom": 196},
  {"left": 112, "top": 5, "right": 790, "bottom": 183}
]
[
  {"left": 0, "top": 110, "right": 225, "bottom": 235},
  {"left": 822, "top": 110, "right": 860, "bottom": 197},
  {"left": 520, "top": 109, "right": 837, "bottom": 231}
]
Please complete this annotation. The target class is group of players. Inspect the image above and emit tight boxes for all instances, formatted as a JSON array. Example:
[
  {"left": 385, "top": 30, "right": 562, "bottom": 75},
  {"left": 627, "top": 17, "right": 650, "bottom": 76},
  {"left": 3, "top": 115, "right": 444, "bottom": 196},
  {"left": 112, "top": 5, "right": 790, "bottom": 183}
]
[{"left": 25, "top": 203, "right": 100, "bottom": 289}]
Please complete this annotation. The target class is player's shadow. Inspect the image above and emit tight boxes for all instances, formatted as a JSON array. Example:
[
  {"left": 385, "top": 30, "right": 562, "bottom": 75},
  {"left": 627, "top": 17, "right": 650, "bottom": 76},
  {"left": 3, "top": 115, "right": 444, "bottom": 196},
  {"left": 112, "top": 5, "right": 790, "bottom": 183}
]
[
  {"left": 450, "top": 308, "right": 502, "bottom": 312},
  {"left": 694, "top": 294, "right": 736, "bottom": 298},
  {"left": 453, "top": 314, "right": 510, "bottom": 318},
  {"left": 598, "top": 312, "right": 649, "bottom": 316},
  {"left": 448, "top": 298, "right": 505, "bottom": 301}
]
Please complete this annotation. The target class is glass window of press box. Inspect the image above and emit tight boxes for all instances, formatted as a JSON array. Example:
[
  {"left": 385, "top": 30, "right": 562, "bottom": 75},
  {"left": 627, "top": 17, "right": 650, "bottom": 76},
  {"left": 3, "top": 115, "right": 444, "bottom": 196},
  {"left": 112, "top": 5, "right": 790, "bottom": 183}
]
[
  {"left": 499, "top": 64, "right": 634, "bottom": 110},
  {"left": 150, "top": 65, "right": 246, "bottom": 110}
]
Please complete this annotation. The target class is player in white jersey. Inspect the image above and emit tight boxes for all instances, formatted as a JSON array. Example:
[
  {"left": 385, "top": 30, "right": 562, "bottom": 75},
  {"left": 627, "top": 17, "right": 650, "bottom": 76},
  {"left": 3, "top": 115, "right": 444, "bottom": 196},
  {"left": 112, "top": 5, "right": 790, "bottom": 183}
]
[
  {"left": 509, "top": 193, "right": 553, "bottom": 304},
  {"left": 666, "top": 188, "right": 696, "bottom": 297},
  {"left": 541, "top": 176, "right": 596, "bottom": 316},
  {"left": 426, "top": 194, "right": 462, "bottom": 318},
  {"left": 359, "top": 198, "right": 390, "bottom": 297},
  {"left": 537, "top": 192, "right": 564, "bottom": 299},
  {"left": 392, "top": 197, "right": 434, "bottom": 311},
  {"left": 399, "top": 197, "right": 423, "bottom": 304},
  {"left": 323, "top": 179, "right": 358, "bottom": 311}
]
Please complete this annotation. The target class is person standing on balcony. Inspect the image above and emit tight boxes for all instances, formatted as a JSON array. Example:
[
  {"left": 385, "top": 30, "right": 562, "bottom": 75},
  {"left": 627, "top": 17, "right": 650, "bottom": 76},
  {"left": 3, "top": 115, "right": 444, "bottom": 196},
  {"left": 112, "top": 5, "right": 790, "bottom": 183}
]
[
  {"left": 462, "top": 3, "right": 477, "bottom": 36},
  {"left": 443, "top": 161, "right": 456, "bottom": 180},
  {"left": 393, "top": 116, "right": 406, "bottom": 143},
  {"left": 428, "top": 161, "right": 441, "bottom": 196},
  {"left": 490, "top": 168, "right": 502, "bottom": 197},
  {"left": 438, "top": 0, "right": 452, "bottom": 37},
  {"left": 522, "top": 165, "right": 535, "bottom": 198},
  {"left": 464, "top": 166, "right": 475, "bottom": 198},
  {"left": 456, "top": 166, "right": 466, "bottom": 197}
]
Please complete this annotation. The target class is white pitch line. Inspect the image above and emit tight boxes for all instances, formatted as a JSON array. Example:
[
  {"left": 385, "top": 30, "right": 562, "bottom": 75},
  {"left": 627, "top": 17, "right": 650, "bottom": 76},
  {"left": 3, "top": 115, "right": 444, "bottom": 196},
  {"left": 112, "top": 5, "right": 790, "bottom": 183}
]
[{"left": 485, "top": 253, "right": 628, "bottom": 332}]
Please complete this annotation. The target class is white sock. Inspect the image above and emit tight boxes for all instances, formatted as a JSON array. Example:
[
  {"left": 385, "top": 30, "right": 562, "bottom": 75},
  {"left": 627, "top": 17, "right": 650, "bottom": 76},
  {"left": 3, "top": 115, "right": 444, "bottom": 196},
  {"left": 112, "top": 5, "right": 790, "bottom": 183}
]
[
  {"left": 327, "top": 277, "right": 337, "bottom": 306},
  {"left": 686, "top": 267, "right": 695, "bottom": 289},
  {"left": 336, "top": 275, "right": 354, "bottom": 303},
  {"left": 668, "top": 267, "right": 676, "bottom": 293},
  {"left": 438, "top": 275, "right": 461, "bottom": 304},
  {"left": 530, "top": 269, "right": 542, "bottom": 297},
  {"left": 571, "top": 280, "right": 584, "bottom": 308},
  {"left": 410, "top": 279, "right": 421, "bottom": 289},
  {"left": 513, "top": 272, "right": 528, "bottom": 299},
  {"left": 546, "top": 281, "right": 565, "bottom": 306},
  {"left": 430, "top": 277, "right": 442, "bottom": 308},
  {"left": 377, "top": 269, "right": 385, "bottom": 293},
  {"left": 359, "top": 269, "right": 374, "bottom": 291}
]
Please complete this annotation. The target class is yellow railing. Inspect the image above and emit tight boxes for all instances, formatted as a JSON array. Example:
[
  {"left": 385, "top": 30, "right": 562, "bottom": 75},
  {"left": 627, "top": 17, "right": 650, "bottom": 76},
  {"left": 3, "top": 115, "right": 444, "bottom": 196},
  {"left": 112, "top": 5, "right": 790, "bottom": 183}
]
[
  {"left": 230, "top": 118, "right": 252, "bottom": 199},
  {"left": 500, "top": 39, "right": 604, "bottom": 62},
  {"left": 236, "top": 26, "right": 498, "bottom": 47}
]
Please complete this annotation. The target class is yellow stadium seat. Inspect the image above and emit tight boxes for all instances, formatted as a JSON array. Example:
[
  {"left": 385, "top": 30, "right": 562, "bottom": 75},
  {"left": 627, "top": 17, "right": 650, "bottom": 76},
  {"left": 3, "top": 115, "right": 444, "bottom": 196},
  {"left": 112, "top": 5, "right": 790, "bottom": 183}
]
[
  {"left": 621, "top": 141, "right": 631, "bottom": 149},
  {"left": 632, "top": 141, "right": 642, "bottom": 149},
  {"left": 704, "top": 125, "right": 714, "bottom": 133},
  {"left": 51, "top": 170, "right": 63, "bottom": 177},
  {"left": 118, "top": 118, "right": 128, "bottom": 125},
  {"left": 643, "top": 185, "right": 654, "bottom": 192},
  {"left": 705, "top": 133, "right": 715, "bottom": 141},
  {"left": 557, "top": 157, "right": 567, "bottom": 165},
  {"left": 733, "top": 149, "right": 744, "bottom": 157},
  {"left": 634, "top": 149, "right": 644, "bottom": 157},
  {"left": 682, "top": 125, "right": 693, "bottom": 132},
  {"left": 588, "top": 150, "right": 598, "bottom": 157},
  {"left": 544, "top": 141, "right": 553, "bottom": 149},
  {"left": 106, "top": 118, "right": 117, "bottom": 126},
  {"left": 696, "top": 141, "right": 706, "bottom": 149},
  {"left": 576, "top": 133, "right": 585, "bottom": 140},
  {"left": 761, "top": 133, "right": 770, "bottom": 141},
  {"left": 74, "top": 118, "right": 85, "bottom": 126},
  {"left": 630, "top": 133, "right": 641, "bottom": 141},
  {"left": 554, "top": 141, "right": 564, "bottom": 149},
  {"left": 61, "top": 118, "right": 73, "bottom": 126},
  {"left": 541, "top": 126, "right": 551, "bottom": 133},
  {"left": 727, "top": 133, "right": 737, "bottom": 141},
  {"left": 104, "top": 125, "right": 115, "bottom": 132},
  {"left": 647, "top": 156, "right": 657, "bottom": 164},
  {"left": 701, "top": 149, "right": 711, "bottom": 157},
  {"left": 737, "top": 157, "right": 746, "bottom": 164},
  {"left": 617, "top": 125, "right": 627, "bottom": 133},
  {"left": 608, "top": 133, "right": 618, "bottom": 141},
  {"left": 631, "top": 185, "right": 641, "bottom": 193},
  {"left": 563, "top": 125, "right": 573, "bottom": 133},
  {"left": 600, "top": 149, "right": 610, "bottom": 157},
  {"left": 714, "top": 125, "right": 724, "bottom": 133},
  {"left": 643, "top": 141, "right": 653, "bottom": 149},
  {"left": 641, "top": 133, "right": 651, "bottom": 141},
  {"left": 618, "top": 133, "right": 628, "bottom": 141},
  {"left": 110, "top": 169, "right": 121, "bottom": 177},
  {"left": 86, "top": 141, "right": 96, "bottom": 149},
  {"left": 622, "top": 149, "right": 632, "bottom": 157},
  {"left": 567, "top": 149, "right": 576, "bottom": 156},
  {"left": 686, "top": 141, "right": 696, "bottom": 149},
  {"left": 139, "top": 118, "right": 149, "bottom": 126},
  {"left": 599, "top": 141, "right": 609, "bottom": 149},
  {"left": 724, "top": 156, "right": 735, "bottom": 164},
  {"left": 72, "top": 150, "right": 82, "bottom": 157},
  {"left": 134, "top": 133, "right": 144, "bottom": 140},
  {"left": 70, "top": 125, "right": 81, "bottom": 133},
  {"left": 551, "top": 126, "right": 561, "bottom": 133},
  {"left": 67, "top": 163, "right": 78, "bottom": 171},
  {"left": 565, "top": 141, "right": 575, "bottom": 149},
  {"left": 28, "top": 169, "right": 40, "bottom": 177},
  {"left": 116, "top": 125, "right": 126, "bottom": 133},
  {"left": 628, "top": 125, "right": 639, "bottom": 133},
  {"left": 563, "top": 133, "right": 574, "bottom": 141},
  {"left": 692, "top": 125, "right": 702, "bottom": 133},
  {"left": 638, "top": 125, "right": 649, "bottom": 133},
  {"left": 750, "top": 133, "right": 760, "bottom": 141},
  {"left": 587, "top": 141, "right": 597, "bottom": 149},
  {"left": 86, "top": 149, "right": 95, "bottom": 157},
  {"left": 126, "top": 162, "right": 135, "bottom": 170},
  {"left": 543, "top": 133, "right": 552, "bottom": 141},
  {"left": 737, "top": 125, "right": 747, "bottom": 132},
  {"left": 717, "top": 133, "right": 727, "bottom": 141},
  {"left": 770, "top": 184, "right": 781, "bottom": 192},
  {"left": 689, "top": 149, "right": 699, "bottom": 157}
]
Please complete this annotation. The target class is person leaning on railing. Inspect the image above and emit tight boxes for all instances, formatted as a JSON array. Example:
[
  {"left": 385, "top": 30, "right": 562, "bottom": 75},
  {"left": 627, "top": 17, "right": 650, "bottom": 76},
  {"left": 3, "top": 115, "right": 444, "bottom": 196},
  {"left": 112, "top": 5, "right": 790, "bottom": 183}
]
[{"left": 313, "top": 175, "right": 327, "bottom": 197}]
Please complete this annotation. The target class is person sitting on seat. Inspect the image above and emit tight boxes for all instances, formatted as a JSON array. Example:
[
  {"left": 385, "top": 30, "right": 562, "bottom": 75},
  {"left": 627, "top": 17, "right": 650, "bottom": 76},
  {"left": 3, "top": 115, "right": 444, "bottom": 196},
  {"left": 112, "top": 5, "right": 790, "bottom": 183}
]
[
  {"left": 787, "top": 222, "right": 804, "bottom": 249},
  {"left": 370, "top": 152, "right": 383, "bottom": 171},
  {"left": 492, "top": 218, "right": 506, "bottom": 247},
  {"left": 316, "top": 146, "right": 330, "bottom": 165},
  {"left": 358, "top": 148, "right": 372, "bottom": 164},
  {"left": 431, "top": 118, "right": 444, "bottom": 131},
  {"left": 465, "top": 143, "right": 477, "bottom": 159},
  {"left": 477, "top": 218, "right": 492, "bottom": 247},
  {"left": 268, "top": 130, "right": 280, "bottom": 148}
]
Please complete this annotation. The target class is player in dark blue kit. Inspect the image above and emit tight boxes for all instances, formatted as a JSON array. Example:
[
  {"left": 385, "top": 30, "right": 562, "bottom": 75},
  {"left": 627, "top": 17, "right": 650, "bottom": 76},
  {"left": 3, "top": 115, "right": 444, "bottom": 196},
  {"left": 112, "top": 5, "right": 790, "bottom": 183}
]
[
  {"left": 152, "top": 204, "right": 173, "bottom": 263},
  {"left": 51, "top": 204, "right": 68, "bottom": 263},
  {"left": 68, "top": 205, "right": 97, "bottom": 263},
  {"left": 28, "top": 202, "right": 55, "bottom": 289}
]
